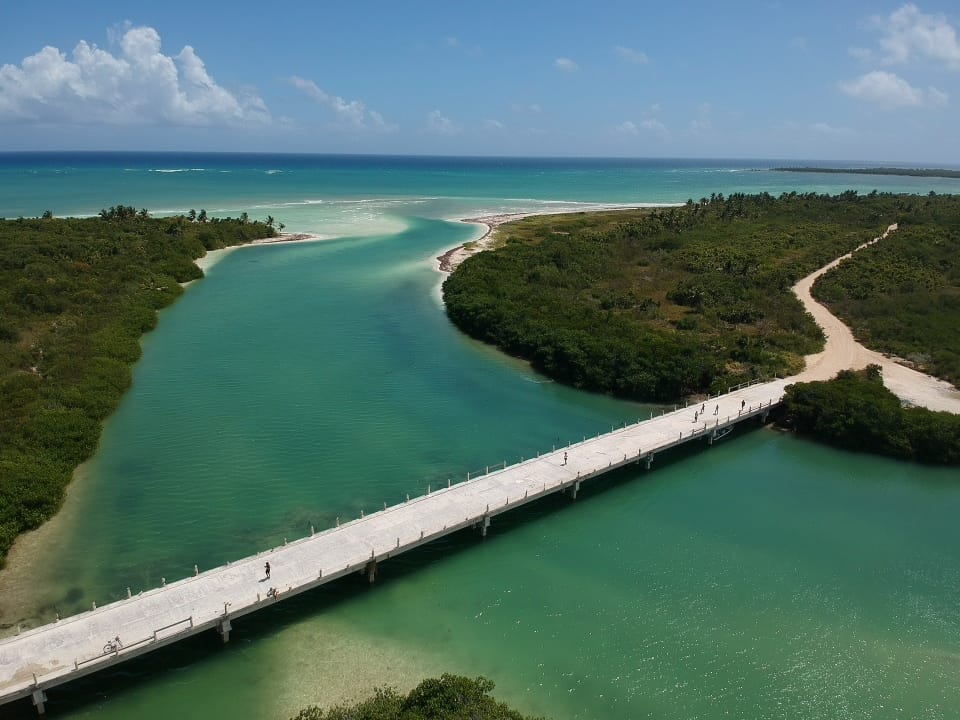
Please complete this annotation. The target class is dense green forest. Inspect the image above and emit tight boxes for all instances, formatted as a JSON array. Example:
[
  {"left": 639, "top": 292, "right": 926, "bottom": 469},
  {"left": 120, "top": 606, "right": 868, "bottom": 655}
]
[
  {"left": 774, "top": 167, "right": 960, "bottom": 179},
  {"left": 444, "top": 192, "right": 960, "bottom": 401},
  {"left": 780, "top": 367, "right": 960, "bottom": 464},
  {"left": 0, "top": 208, "right": 275, "bottom": 566},
  {"left": 812, "top": 212, "right": 960, "bottom": 385},
  {"left": 291, "top": 675, "right": 543, "bottom": 720}
]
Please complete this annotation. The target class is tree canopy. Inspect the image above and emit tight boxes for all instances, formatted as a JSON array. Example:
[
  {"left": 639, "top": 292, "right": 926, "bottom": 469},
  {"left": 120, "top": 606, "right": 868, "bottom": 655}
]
[
  {"left": 0, "top": 209, "right": 275, "bottom": 567},
  {"left": 781, "top": 367, "right": 960, "bottom": 464},
  {"left": 443, "top": 192, "right": 960, "bottom": 402},
  {"left": 291, "top": 674, "right": 544, "bottom": 720}
]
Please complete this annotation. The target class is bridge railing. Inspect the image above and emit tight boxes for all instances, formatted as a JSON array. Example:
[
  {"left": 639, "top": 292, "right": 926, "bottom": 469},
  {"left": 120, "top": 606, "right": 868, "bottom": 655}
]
[{"left": 5, "top": 381, "right": 789, "bottom": 665}]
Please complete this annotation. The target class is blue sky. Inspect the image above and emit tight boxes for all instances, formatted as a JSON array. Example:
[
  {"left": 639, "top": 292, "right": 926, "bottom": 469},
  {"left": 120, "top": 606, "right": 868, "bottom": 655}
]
[{"left": 1, "top": 1, "right": 959, "bottom": 162}]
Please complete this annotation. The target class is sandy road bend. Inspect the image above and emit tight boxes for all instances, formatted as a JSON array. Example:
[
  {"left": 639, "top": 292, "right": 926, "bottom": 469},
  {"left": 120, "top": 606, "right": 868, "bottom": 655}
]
[
  {"left": 788, "top": 223, "right": 960, "bottom": 413},
  {"left": 446, "top": 217, "right": 960, "bottom": 414}
]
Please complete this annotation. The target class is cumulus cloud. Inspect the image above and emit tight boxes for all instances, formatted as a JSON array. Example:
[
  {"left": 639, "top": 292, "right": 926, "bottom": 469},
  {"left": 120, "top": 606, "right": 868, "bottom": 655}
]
[
  {"left": 689, "top": 103, "right": 712, "bottom": 134},
  {"left": 840, "top": 70, "right": 930, "bottom": 107},
  {"left": 289, "top": 76, "right": 393, "bottom": 131},
  {"left": 689, "top": 119, "right": 711, "bottom": 134},
  {"left": 427, "top": 110, "right": 459, "bottom": 135},
  {"left": 618, "top": 118, "right": 668, "bottom": 137},
  {"left": 613, "top": 46, "right": 648, "bottom": 64},
  {"left": 641, "top": 118, "right": 668, "bottom": 133},
  {"left": 0, "top": 26, "right": 269, "bottom": 126},
  {"left": 554, "top": 57, "right": 579, "bottom": 72},
  {"left": 928, "top": 85, "right": 949, "bottom": 105},
  {"left": 874, "top": 3, "right": 960, "bottom": 69}
]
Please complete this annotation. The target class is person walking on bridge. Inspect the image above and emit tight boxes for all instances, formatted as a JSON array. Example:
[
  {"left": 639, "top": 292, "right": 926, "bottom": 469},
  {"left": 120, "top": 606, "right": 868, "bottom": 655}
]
[{"left": 264, "top": 561, "right": 271, "bottom": 579}]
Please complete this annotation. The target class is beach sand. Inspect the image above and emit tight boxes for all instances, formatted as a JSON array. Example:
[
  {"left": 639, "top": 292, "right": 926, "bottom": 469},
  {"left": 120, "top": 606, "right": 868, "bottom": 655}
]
[
  {"left": 187, "top": 232, "right": 328, "bottom": 281},
  {"left": 436, "top": 205, "right": 668, "bottom": 273},
  {"left": 790, "top": 224, "right": 960, "bottom": 413}
]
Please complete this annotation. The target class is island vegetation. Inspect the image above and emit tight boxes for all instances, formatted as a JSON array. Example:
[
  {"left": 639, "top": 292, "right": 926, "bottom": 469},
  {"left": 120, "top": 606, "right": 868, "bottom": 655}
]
[
  {"left": 0, "top": 208, "right": 275, "bottom": 566},
  {"left": 774, "top": 167, "right": 960, "bottom": 179},
  {"left": 780, "top": 367, "right": 960, "bottom": 464},
  {"left": 812, "top": 215, "right": 960, "bottom": 385},
  {"left": 444, "top": 192, "right": 960, "bottom": 401},
  {"left": 291, "top": 674, "right": 543, "bottom": 720}
]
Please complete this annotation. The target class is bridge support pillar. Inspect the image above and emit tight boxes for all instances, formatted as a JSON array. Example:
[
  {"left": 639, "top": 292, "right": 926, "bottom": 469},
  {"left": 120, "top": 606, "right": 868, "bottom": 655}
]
[
  {"left": 365, "top": 559, "right": 377, "bottom": 584},
  {"left": 217, "top": 618, "right": 232, "bottom": 644},
  {"left": 645, "top": 454, "right": 654, "bottom": 470},
  {"left": 32, "top": 688, "right": 47, "bottom": 716},
  {"left": 566, "top": 481, "right": 580, "bottom": 500},
  {"left": 479, "top": 515, "right": 491, "bottom": 538},
  {"left": 761, "top": 410, "right": 769, "bottom": 424}
]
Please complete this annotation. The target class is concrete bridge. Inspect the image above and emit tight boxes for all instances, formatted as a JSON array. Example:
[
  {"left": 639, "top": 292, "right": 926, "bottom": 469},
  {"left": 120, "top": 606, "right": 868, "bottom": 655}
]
[{"left": 0, "top": 379, "right": 787, "bottom": 715}]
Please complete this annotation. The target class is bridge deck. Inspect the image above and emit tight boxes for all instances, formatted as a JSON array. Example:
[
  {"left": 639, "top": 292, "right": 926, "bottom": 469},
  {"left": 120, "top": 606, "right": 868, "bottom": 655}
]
[{"left": 0, "top": 380, "right": 787, "bottom": 711}]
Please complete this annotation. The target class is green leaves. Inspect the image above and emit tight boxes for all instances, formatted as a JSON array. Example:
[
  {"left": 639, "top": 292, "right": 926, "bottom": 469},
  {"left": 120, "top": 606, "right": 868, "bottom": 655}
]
[
  {"left": 813, "top": 222, "right": 960, "bottom": 385},
  {"left": 291, "top": 675, "right": 542, "bottom": 720},
  {"left": 0, "top": 211, "right": 277, "bottom": 566},
  {"left": 783, "top": 369, "right": 960, "bottom": 464},
  {"left": 444, "top": 192, "right": 919, "bottom": 400}
]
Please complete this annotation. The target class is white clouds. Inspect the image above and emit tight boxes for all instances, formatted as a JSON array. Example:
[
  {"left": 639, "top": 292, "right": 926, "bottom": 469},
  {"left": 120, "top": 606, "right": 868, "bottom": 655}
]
[
  {"left": 554, "top": 57, "right": 579, "bottom": 72},
  {"left": 840, "top": 70, "right": 948, "bottom": 107},
  {"left": 617, "top": 118, "right": 668, "bottom": 137},
  {"left": 289, "top": 76, "right": 393, "bottom": 131},
  {"left": 613, "top": 46, "right": 648, "bottom": 64},
  {"left": 875, "top": 3, "right": 960, "bottom": 69},
  {"left": 0, "top": 26, "right": 268, "bottom": 126},
  {"left": 427, "top": 110, "right": 459, "bottom": 135},
  {"left": 928, "top": 85, "right": 949, "bottom": 105},
  {"left": 841, "top": 5, "right": 955, "bottom": 111},
  {"left": 689, "top": 103, "right": 712, "bottom": 134},
  {"left": 689, "top": 119, "right": 712, "bottom": 134}
]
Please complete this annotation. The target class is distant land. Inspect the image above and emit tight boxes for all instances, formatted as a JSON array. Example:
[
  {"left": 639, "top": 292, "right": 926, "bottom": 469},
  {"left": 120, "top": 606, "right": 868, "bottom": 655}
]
[{"left": 773, "top": 166, "right": 960, "bottom": 179}]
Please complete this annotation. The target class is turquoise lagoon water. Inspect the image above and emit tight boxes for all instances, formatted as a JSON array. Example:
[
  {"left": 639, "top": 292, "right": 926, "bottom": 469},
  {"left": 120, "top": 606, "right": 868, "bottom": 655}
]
[{"left": 2, "top": 154, "right": 960, "bottom": 719}]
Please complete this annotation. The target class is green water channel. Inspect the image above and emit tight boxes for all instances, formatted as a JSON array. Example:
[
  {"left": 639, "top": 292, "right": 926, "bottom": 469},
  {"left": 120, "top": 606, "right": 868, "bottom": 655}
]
[{"left": 6, "top": 217, "right": 960, "bottom": 719}]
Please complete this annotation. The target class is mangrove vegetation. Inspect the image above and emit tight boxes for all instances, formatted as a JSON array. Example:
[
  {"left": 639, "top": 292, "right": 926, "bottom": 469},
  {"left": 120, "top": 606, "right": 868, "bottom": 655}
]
[
  {"left": 781, "top": 367, "right": 960, "bottom": 465},
  {"left": 812, "top": 207, "right": 960, "bottom": 385},
  {"left": 444, "top": 191, "right": 960, "bottom": 401},
  {"left": 291, "top": 675, "right": 544, "bottom": 720},
  {"left": 0, "top": 208, "right": 275, "bottom": 566},
  {"left": 774, "top": 167, "right": 960, "bottom": 179}
]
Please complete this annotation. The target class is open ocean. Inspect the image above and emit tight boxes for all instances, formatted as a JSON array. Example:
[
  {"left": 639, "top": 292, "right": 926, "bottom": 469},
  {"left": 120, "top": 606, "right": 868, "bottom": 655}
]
[{"left": 3, "top": 153, "right": 960, "bottom": 719}]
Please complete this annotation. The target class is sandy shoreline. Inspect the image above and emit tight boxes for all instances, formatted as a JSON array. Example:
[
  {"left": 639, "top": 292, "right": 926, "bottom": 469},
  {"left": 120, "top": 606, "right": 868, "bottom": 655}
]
[
  {"left": 437, "top": 214, "right": 960, "bottom": 414},
  {"left": 437, "top": 205, "right": 673, "bottom": 273},
  {"left": 189, "top": 232, "right": 328, "bottom": 278}
]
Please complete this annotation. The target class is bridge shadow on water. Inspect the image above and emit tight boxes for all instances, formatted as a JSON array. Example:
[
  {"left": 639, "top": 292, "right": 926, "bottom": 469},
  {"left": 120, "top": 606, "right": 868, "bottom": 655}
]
[{"left": 11, "top": 422, "right": 763, "bottom": 718}]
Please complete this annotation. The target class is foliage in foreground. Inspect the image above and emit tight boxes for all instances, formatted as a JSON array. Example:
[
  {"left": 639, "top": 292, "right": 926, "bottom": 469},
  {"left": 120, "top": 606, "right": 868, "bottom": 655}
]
[
  {"left": 291, "top": 674, "right": 544, "bottom": 720},
  {"left": 444, "top": 191, "right": 960, "bottom": 401},
  {"left": 0, "top": 209, "right": 275, "bottom": 568},
  {"left": 781, "top": 367, "right": 960, "bottom": 464}
]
